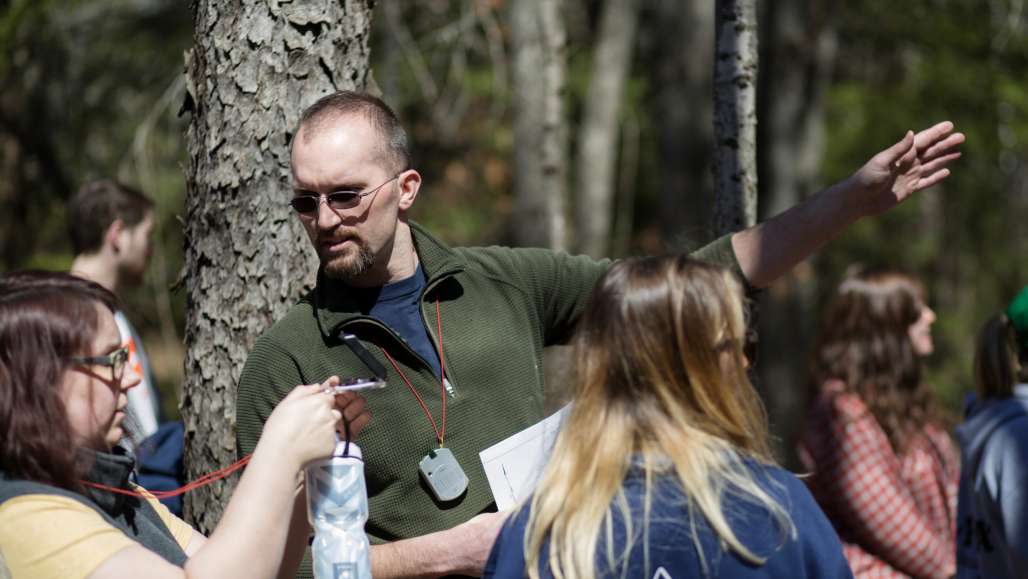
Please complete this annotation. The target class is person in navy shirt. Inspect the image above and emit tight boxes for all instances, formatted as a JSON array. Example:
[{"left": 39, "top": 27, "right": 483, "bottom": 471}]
[{"left": 484, "top": 256, "right": 852, "bottom": 579}]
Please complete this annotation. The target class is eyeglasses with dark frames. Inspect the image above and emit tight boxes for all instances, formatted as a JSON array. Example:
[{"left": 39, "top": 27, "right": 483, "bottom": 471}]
[
  {"left": 290, "top": 174, "right": 401, "bottom": 215},
  {"left": 69, "top": 346, "right": 130, "bottom": 383}
]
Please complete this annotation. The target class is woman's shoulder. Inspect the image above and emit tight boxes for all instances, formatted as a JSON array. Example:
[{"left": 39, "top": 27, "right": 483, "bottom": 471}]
[
  {"left": 0, "top": 493, "right": 136, "bottom": 579},
  {"left": 811, "top": 380, "right": 871, "bottom": 421},
  {"left": 743, "top": 462, "right": 828, "bottom": 515}
]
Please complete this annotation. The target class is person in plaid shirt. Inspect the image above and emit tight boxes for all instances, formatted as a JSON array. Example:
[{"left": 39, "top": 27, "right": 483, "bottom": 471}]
[{"left": 800, "top": 267, "right": 959, "bottom": 579}]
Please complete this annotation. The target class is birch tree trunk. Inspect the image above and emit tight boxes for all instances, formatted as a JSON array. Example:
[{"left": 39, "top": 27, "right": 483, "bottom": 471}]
[
  {"left": 713, "top": 0, "right": 759, "bottom": 236},
  {"left": 510, "top": 0, "right": 568, "bottom": 250},
  {"left": 573, "top": 0, "right": 639, "bottom": 258},
  {"left": 756, "top": 0, "right": 836, "bottom": 468},
  {"left": 182, "top": 0, "right": 374, "bottom": 533}
]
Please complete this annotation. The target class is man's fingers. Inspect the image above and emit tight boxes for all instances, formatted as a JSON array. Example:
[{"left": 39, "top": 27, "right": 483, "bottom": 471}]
[
  {"left": 339, "top": 411, "right": 372, "bottom": 439},
  {"left": 919, "top": 152, "right": 962, "bottom": 177},
  {"left": 912, "top": 120, "right": 955, "bottom": 149},
  {"left": 895, "top": 142, "right": 918, "bottom": 171},
  {"left": 880, "top": 130, "right": 915, "bottom": 166},
  {"left": 921, "top": 133, "right": 965, "bottom": 160},
  {"left": 340, "top": 394, "right": 368, "bottom": 422},
  {"left": 915, "top": 168, "right": 952, "bottom": 191}
]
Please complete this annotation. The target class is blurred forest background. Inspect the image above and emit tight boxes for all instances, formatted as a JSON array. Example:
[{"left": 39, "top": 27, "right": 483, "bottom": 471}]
[{"left": 2, "top": 0, "right": 1026, "bottom": 463}]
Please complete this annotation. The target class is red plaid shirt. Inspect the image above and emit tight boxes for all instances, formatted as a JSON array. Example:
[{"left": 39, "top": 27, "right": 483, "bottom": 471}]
[{"left": 799, "top": 381, "right": 959, "bottom": 579}]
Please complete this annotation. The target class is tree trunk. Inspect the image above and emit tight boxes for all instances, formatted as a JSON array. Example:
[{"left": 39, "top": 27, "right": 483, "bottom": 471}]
[
  {"left": 755, "top": 0, "right": 836, "bottom": 468},
  {"left": 713, "top": 0, "right": 759, "bottom": 236},
  {"left": 510, "top": 0, "right": 568, "bottom": 250},
  {"left": 650, "top": 0, "right": 716, "bottom": 248},
  {"left": 573, "top": 0, "right": 639, "bottom": 258},
  {"left": 182, "top": 0, "right": 374, "bottom": 534}
]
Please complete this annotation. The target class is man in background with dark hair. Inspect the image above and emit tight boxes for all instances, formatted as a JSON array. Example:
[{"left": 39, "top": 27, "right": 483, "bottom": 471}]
[{"left": 68, "top": 179, "right": 163, "bottom": 447}]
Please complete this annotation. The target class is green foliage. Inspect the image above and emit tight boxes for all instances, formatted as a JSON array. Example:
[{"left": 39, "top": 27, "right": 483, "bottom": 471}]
[
  {"left": 1, "top": 0, "right": 192, "bottom": 417},
  {"left": 819, "top": 0, "right": 1028, "bottom": 411},
  {"left": 6, "top": 0, "right": 1025, "bottom": 422}
]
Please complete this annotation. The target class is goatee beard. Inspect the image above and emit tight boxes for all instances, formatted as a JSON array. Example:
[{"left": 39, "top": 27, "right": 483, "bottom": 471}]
[{"left": 322, "top": 245, "right": 376, "bottom": 281}]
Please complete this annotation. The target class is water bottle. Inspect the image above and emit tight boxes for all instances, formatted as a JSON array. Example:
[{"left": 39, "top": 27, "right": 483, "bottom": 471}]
[{"left": 306, "top": 440, "right": 371, "bottom": 579}]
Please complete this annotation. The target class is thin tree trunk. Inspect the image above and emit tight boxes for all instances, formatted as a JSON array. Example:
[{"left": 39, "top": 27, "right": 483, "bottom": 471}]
[
  {"left": 758, "top": 2, "right": 835, "bottom": 221},
  {"left": 650, "top": 0, "right": 716, "bottom": 247},
  {"left": 612, "top": 112, "right": 640, "bottom": 257},
  {"left": 713, "top": 0, "right": 759, "bottom": 236},
  {"left": 573, "top": 0, "right": 639, "bottom": 258},
  {"left": 756, "top": 0, "right": 836, "bottom": 468},
  {"left": 510, "top": 0, "right": 568, "bottom": 250},
  {"left": 182, "top": 0, "right": 374, "bottom": 534}
]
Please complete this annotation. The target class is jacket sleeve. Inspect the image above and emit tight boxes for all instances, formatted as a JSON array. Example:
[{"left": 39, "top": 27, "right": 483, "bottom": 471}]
[
  {"left": 689, "top": 234, "right": 743, "bottom": 275},
  {"left": 993, "top": 419, "right": 1028, "bottom": 573},
  {"left": 494, "top": 234, "right": 744, "bottom": 347},
  {"left": 815, "top": 396, "right": 955, "bottom": 579},
  {"left": 235, "top": 337, "right": 304, "bottom": 459}
]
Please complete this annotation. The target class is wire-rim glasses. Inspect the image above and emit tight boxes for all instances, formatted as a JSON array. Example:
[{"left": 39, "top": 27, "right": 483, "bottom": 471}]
[{"left": 290, "top": 174, "right": 400, "bottom": 215}]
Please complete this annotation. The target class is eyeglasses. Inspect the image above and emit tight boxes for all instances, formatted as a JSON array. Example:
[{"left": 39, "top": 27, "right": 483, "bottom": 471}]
[
  {"left": 69, "top": 346, "right": 130, "bottom": 383},
  {"left": 290, "top": 174, "right": 400, "bottom": 215},
  {"left": 714, "top": 328, "right": 759, "bottom": 359}
]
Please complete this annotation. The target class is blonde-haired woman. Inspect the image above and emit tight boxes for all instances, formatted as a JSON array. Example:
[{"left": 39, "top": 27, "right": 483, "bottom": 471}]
[{"left": 484, "top": 256, "right": 852, "bottom": 579}]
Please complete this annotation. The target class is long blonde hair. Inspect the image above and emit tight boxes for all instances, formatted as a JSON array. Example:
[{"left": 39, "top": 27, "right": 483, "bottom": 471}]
[{"left": 524, "top": 256, "right": 793, "bottom": 579}]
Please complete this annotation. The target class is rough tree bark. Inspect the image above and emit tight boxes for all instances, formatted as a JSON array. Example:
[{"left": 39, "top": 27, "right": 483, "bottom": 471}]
[
  {"left": 182, "top": 0, "right": 374, "bottom": 533},
  {"left": 756, "top": 0, "right": 836, "bottom": 468},
  {"left": 510, "top": 0, "right": 568, "bottom": 250},
  {"left": 573, "top": 0, "right": 639, "bottom": 258},
  {"left": 713, "top": 0, "right": 759, "bottom": 236}
]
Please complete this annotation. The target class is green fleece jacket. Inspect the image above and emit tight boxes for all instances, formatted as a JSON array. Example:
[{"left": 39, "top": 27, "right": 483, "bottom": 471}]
[{"left": 235, "top": 222, "right": 740, "bottom": 562}]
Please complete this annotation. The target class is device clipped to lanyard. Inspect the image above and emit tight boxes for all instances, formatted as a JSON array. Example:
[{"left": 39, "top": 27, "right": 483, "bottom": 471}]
[
  {"left": 342, "top": 312, "right": 470, "bottom": 503},
  {"left": 418, "top": 447, "right": 468, "bottom": 502}
]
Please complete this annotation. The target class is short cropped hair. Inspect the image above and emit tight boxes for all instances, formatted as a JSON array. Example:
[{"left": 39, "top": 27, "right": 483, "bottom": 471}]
[
  {"left": 67, "top": 180, "right": 154, "bottom": 255},
  {"left": 295, "top": 91, "right": 411, "bottom": 172}
]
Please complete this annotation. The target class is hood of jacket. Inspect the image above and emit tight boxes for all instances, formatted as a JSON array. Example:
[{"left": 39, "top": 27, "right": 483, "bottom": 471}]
[{"left": 956, "top": 383, "right": 1028, "bottom": 480}]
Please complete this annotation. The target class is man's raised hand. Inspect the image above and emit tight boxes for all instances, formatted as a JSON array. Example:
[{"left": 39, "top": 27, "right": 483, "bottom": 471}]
[{"left": 851, "top": 120, "right": 965, "bottom": 216}]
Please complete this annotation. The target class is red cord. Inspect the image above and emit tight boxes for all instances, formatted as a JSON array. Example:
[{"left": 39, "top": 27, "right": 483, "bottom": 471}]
[
  {"left": 380, "top": 297, "right": 447, "bottom": 447},
  {"left": 86, "top": 298, "right": 448, "bottom": 497},
  {"left": 83, "top": 454, "right": 252, "bottom": 499},
  {"left": 436, "top": 299, "right": 446, "bottom": 445}
]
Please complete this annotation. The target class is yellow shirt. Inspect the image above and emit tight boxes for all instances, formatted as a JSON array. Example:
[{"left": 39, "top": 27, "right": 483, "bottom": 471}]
[{"left": 0, "top": 488, "right": 192, "bottom": 579}]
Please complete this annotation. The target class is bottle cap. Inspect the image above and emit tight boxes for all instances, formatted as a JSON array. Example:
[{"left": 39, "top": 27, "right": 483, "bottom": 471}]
[{"left": 333, "top": 440, "right": 362, "bottom": 460}]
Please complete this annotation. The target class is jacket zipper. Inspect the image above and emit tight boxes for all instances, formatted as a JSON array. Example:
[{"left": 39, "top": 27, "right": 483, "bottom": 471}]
[{"left": 420, "top": 267, "right": 463, "bottom": 398}]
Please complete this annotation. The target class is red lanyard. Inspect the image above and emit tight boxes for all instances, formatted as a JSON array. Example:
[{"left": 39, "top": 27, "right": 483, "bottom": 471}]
[
  {"left": 87, "top": 300, "right": 449, "bottom": 497},
  {"left": 83, "top": 454, "right": 251, "bottom": 498},
  {"left": 380, "top": 297, "right": 448, "bottom": 447}
]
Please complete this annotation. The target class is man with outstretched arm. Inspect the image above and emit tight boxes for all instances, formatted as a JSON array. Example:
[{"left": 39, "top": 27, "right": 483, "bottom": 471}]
[{"left": 235, "top": 90, "right": 963, "bottom": 578}]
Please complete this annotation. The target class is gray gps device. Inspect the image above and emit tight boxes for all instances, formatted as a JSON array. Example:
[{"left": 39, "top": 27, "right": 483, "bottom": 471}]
[{"left": 418, "top": 447, "right": 469, "bottom": 502}]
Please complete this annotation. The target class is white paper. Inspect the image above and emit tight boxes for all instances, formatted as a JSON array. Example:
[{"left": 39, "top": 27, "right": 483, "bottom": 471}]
[{"left": 479, "top": 404, "right": 569, "bottom": 511}]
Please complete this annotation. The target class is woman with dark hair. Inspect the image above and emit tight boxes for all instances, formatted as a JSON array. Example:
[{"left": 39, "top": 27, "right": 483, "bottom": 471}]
[
  {"left": 0, "top": 271, "right": 369, "bottom": 578},
  {"left": 955, "top": 285, "right": 1028, "bottom": 579},
  {"left": 800, "top": 267, "right": 958, "bottom": 578},
  {"left": 485, "top": 256, "right": 852, "bottom": 579}
]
